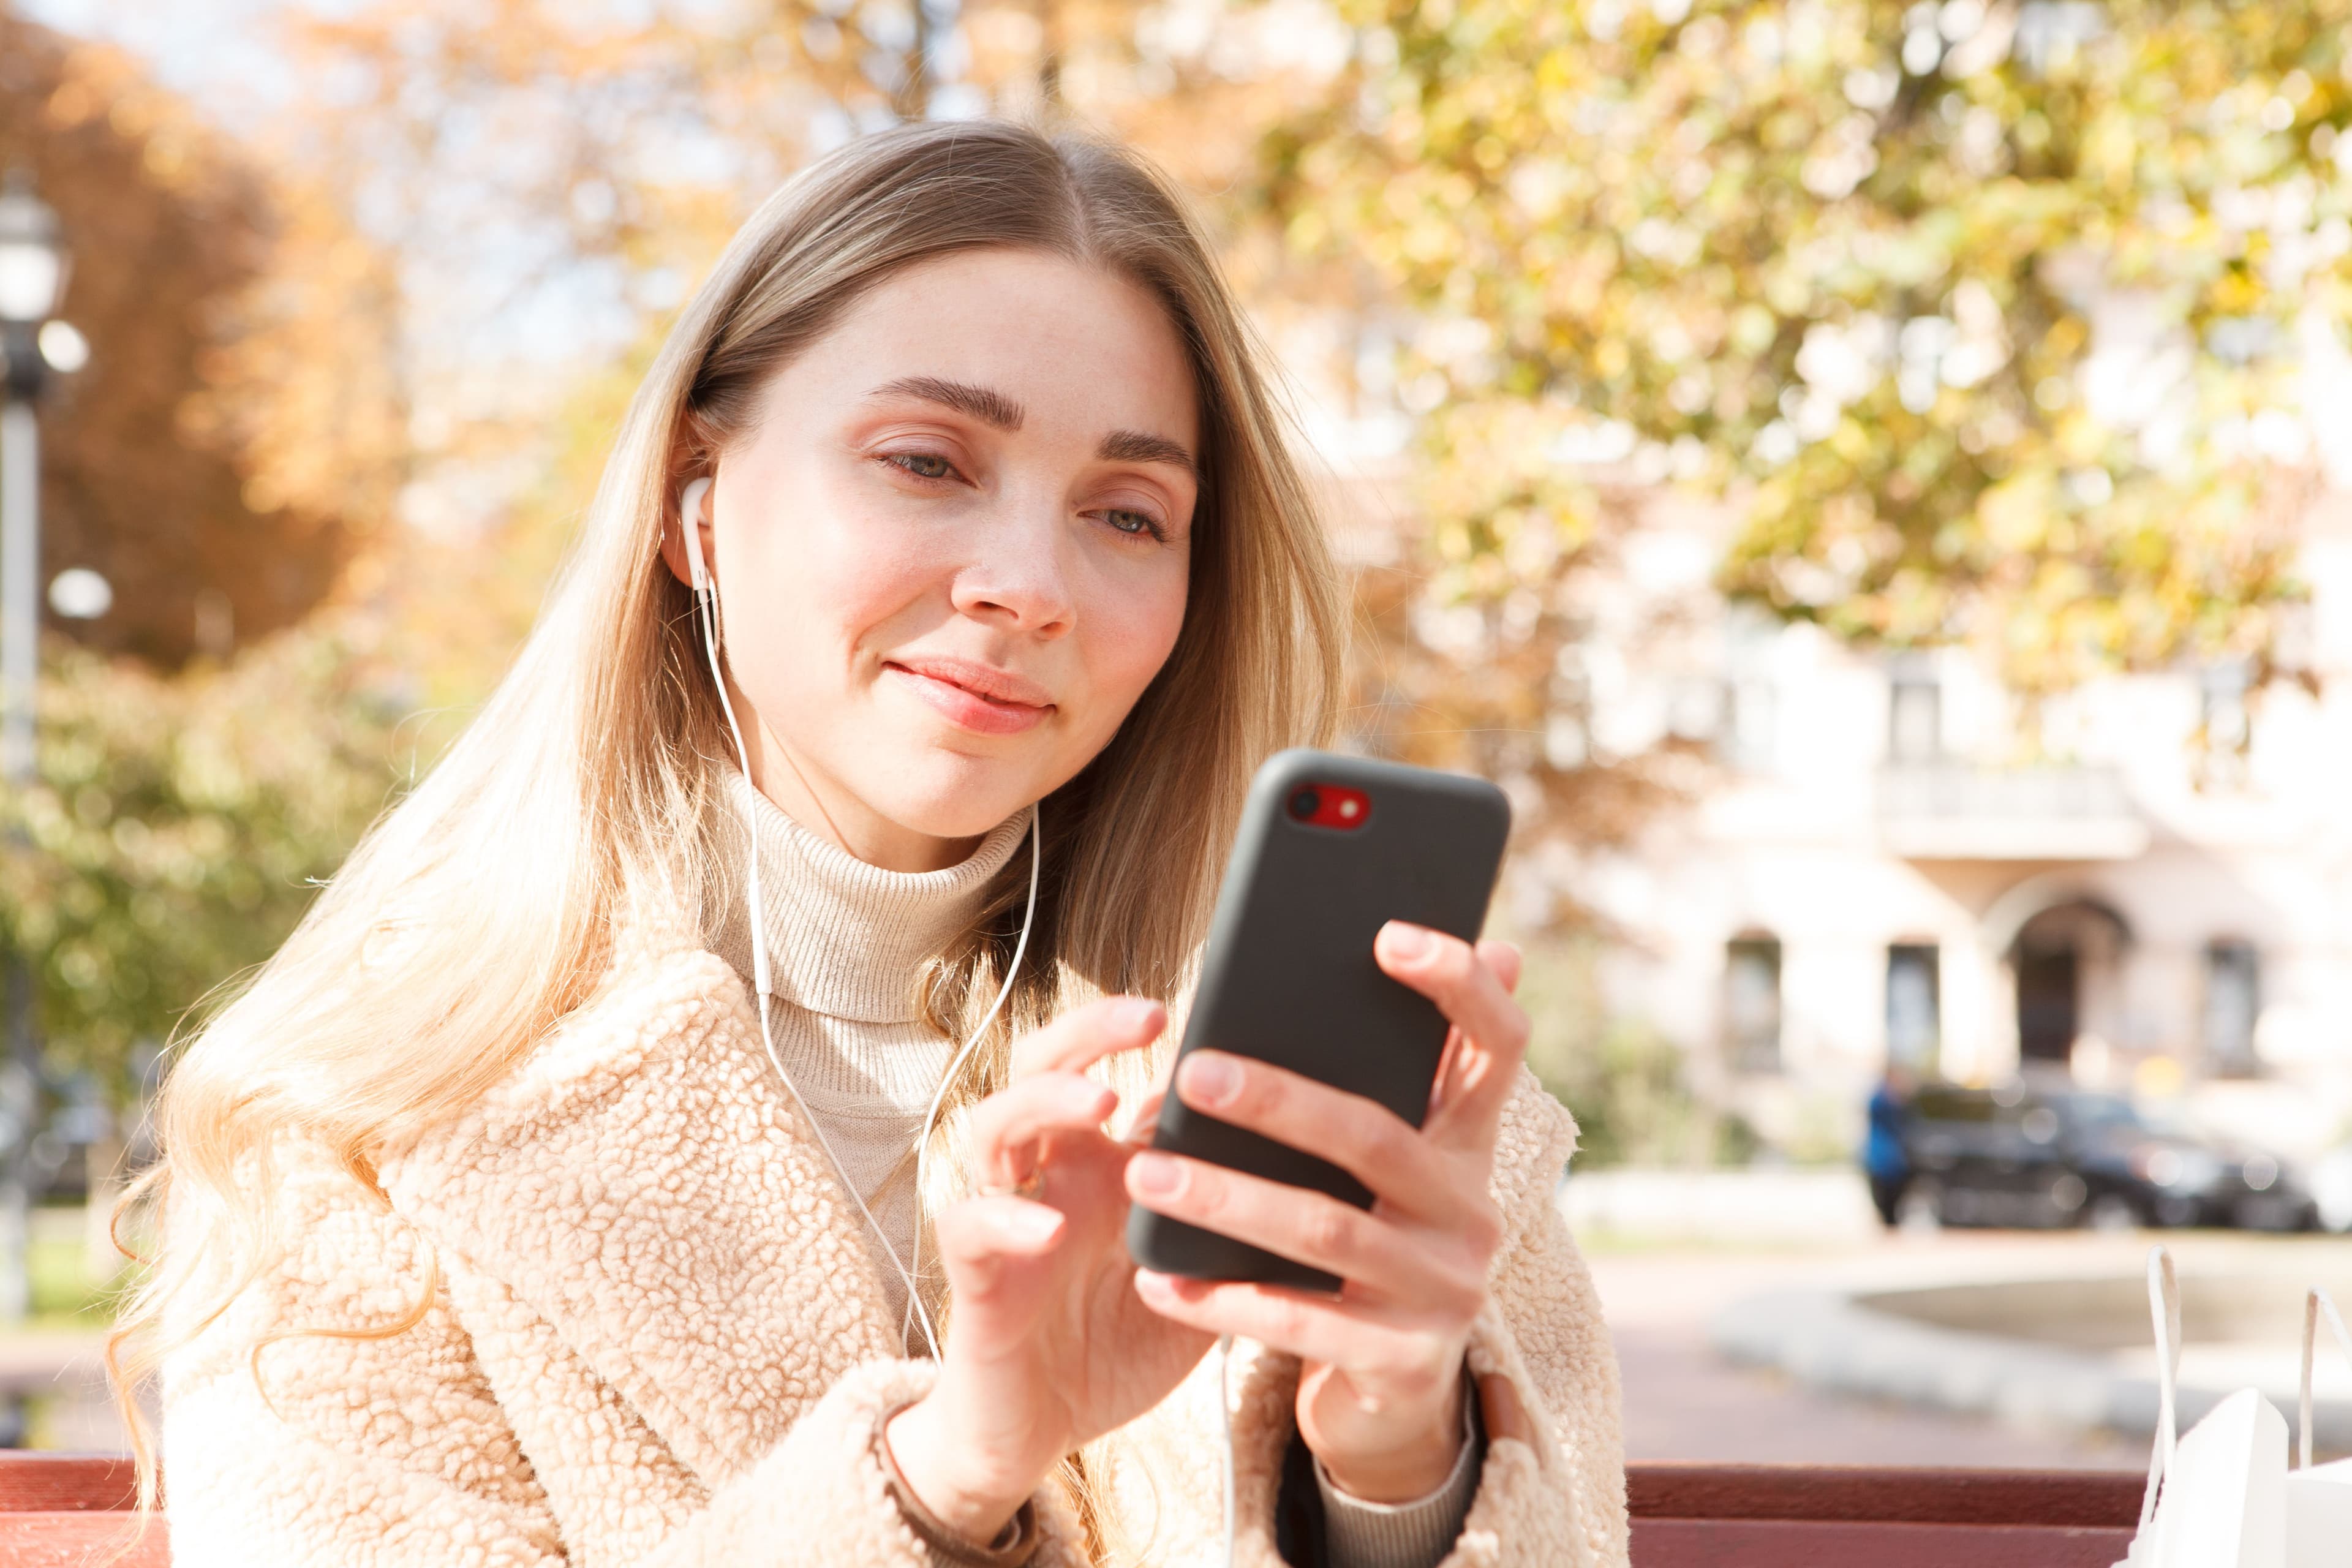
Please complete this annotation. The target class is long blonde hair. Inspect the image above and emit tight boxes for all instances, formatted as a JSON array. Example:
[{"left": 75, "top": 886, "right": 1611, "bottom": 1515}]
[{"left": 106, "top": 120, "right": 1344, "bottom": 1544}]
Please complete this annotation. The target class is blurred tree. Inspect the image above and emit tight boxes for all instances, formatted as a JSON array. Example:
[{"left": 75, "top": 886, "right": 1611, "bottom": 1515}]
[
  {"left": 266, "top": 0, "right": 1319, "bottom": 350},
  {"left": 1341, "top": 400, "right": 1690, "bottom": 930},
  {"left": 0, "top": 14, "right": 403, "bottom": 666},
  {"left": 1266, "top": 0, "right": 2342, "bottom": 700},
  {"left": 0, "top": 625, "right": 415, "bottom": 1097}
]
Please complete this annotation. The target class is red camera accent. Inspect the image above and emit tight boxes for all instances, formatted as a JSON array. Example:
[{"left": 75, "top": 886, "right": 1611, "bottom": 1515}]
[{"left": 1292, "top": 783, "right": 1372, "bottom": 830}]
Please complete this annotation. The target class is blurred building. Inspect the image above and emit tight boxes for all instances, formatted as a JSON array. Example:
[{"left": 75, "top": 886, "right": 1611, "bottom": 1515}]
[{"left": 1583, "top": 488, "right": 2352, "bottom": 1163}]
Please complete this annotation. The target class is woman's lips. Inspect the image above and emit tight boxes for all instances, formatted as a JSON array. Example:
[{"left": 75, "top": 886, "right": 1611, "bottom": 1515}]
[{"left": 884, "top": 660, "right": 1055, "bottom": 736}]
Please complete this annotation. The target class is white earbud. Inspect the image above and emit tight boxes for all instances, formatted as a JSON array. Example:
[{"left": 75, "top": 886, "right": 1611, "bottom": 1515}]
[{"left": 679, "top": 476, "right": 714, "bottom": 596}]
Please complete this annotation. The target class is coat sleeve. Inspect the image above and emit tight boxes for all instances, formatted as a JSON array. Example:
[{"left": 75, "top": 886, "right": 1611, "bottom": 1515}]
[
  {"left": 157, "top": 1166, "right": 1087, "bottom": 1568},
  {"left": 1434, "top": 1072, "right": 1630, "bottom": 1568},
  {"left": 439, "top": 1253, "right": 1092, "bottom": 1568}
]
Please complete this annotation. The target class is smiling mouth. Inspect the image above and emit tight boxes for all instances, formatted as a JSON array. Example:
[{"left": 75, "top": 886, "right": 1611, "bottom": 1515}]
[{"left": 883, "top": 660, "right": 1055, "bottom": 737}]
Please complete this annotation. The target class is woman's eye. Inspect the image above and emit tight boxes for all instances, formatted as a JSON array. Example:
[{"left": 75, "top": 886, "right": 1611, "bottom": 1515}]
[
  {"left": 1103, "top": 508, "right": 1164, "bottom": 540},
  {"left": 885, "top": 452, "right": 956, "bottom": 481}
]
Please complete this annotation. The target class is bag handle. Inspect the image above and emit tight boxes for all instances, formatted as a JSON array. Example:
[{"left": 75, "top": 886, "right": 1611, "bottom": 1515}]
[
  {"left": 2135, "top": 1246, "right": 2184, "bottom": 1537},
  {"left": 2297, "top": 1286, "right": 2352, "bottom": 1471}
]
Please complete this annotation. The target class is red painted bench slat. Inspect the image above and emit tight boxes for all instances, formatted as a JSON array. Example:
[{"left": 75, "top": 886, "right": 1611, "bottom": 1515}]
[
  {"left": 0, "top": 1511, "right": 167, "bottom": 1567},
  {"left": 0, "top": 1452, "right": 2154, "bottom": 1564},
  {"left": 1627, "top": 1462, "right": 2145, "bottom": 1528},
  {"left": 0, "top": 1457, "right": 137, "bottom": 1515},
  {"left": 1632, "top": 1519, "right": 2133, "bottom": 1568}
]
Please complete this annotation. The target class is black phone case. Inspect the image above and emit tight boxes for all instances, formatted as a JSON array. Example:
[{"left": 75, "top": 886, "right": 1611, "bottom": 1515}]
[{"left": 1125, "top": 748, "right": 1510, "bottom": 1291}]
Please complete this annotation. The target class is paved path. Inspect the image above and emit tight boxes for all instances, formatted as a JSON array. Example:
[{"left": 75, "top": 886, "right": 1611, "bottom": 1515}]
[
  {"left": 0, "top": 1327, "right": 122, "bottom": 1450},
  {"left": 1588, "top": 1233, "right": 2167, "bottom": 1471}
]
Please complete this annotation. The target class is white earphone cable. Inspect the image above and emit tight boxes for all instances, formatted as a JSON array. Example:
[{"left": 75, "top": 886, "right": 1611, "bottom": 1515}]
[
  {"left": 693, "top": 566, "right": 946, "bottom": 1355},
  {"left": 1219, "top": 1333, "right": 1237, "bottom": 1567},
  {"left": 694, "top": 499, "right": 1228, "bottom": 1557},
  {"left": 903, "top": 802, "right": 1041, "bottom": 1346},
  {"left": 686, "top": 480, "right": 1038, "bottom": 1366}
]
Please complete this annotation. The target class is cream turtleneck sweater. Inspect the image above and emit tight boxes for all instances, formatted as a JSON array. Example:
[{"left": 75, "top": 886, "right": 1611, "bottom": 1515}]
[
  {"left": 707, "top": 768, "right": 1479, "bottom": 1568},
  {"left": 707, "top": 766, "right": 1029, "bottom": 1337}
]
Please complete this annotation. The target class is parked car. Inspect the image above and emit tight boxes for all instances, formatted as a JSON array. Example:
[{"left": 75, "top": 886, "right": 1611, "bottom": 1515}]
[{"left": 1900, "top": 1082, "right": 2315, "bottom": 1231}]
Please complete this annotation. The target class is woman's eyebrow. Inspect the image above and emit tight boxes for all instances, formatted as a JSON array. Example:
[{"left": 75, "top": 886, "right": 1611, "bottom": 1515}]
[
  {"left": 865, "top": 375, "right": 1025, "bottom": 431},
  {"left": 865, "top": 375, "right": 1195, "bottom": 477},
  {"left": 1099, "top": 428, "right": 1198, "bottom": 479}
]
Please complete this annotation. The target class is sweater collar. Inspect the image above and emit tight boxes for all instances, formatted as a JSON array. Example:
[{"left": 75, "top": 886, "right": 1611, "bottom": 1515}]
[{"left": 709, "top": 767, "right": 1031, "bottom": 1025}]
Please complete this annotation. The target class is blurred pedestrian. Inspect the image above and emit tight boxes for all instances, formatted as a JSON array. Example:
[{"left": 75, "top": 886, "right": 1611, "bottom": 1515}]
[{"left": 1864, "top": 1065, "right": 1917, "bottom": 1228}]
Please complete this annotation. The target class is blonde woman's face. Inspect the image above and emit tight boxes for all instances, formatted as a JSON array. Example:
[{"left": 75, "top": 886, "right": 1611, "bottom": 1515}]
[{"left": 671, "top": 247, "right": 1199, "bottom": 869}]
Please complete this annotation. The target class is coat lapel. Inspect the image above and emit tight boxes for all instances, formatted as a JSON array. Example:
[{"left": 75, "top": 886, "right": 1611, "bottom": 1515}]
[{"left": 383, "top": 940, "right": 907, "bottom": 1488}]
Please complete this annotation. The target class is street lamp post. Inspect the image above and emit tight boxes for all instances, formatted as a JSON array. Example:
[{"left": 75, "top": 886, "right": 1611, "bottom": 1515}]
[{"left": 0, "top": 170, "right": 68, "bottom": 1336}]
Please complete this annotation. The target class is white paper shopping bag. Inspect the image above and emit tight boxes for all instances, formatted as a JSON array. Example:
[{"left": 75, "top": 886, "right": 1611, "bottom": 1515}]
[
  {"left": 2116, "top": 1246, "right": 2290, "bottom": 1568},
  {"left": 2160, "top": 1390, "right": 2288, "bottom": 1568},
  {"left": 2287, "top": 1457, "right": 2352, "bottom": 1564},
  {"left": 2285, "top": 1287, "right": 2352, "bottom": 1567}
]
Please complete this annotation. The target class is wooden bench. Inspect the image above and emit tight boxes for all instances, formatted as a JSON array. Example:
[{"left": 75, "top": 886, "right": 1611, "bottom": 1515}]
[
  {"left": 1629, "top": 1463, "right": 2142, "bottom": 1567},
  {"left": 0, "top": 1455, "right": 157, "bottom": 1567},
  {"left": 0, "top": 1453, "right": 2144, "bottom": 1564}
]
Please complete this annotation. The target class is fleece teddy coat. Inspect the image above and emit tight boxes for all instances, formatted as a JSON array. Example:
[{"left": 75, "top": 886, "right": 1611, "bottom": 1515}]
[{"left": 157, "top": 909, "right": 1630, "bottom": 1567}]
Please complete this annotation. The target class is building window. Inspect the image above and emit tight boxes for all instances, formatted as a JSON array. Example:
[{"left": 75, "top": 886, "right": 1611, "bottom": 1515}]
[
  {"left": 1886, "top": 943, "right": 1941, "bottom": 1070},
  {"left": 1719, "top": 609, "right": 1780, "bottom": 774},
  {"left": 1725, "top": 935, "right": 1783, "bottom": 1072},
  {"left": 1719, "top": 677, "right": 1778, "bottom": 774},
  {"left": 2204, "top": 939, "right": 2261, "bottom": 1076},
  {"left": 1888, "top": 668, "right": 1942, "bottom": 763}
]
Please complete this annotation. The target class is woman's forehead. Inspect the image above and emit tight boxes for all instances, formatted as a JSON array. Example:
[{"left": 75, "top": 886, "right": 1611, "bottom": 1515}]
[{"left": 778, "top": 248, "right": 1201, "bottom": 451}]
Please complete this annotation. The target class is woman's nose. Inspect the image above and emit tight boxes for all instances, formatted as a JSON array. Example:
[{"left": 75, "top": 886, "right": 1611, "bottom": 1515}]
[{"left": 951, "top": 503, "right": 1077, "bottom": 638}]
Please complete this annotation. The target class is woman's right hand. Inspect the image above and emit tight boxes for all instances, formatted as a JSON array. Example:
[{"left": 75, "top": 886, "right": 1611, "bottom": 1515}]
[{"left": 882, "top": 997, "right": 1212, "bottom": 1545}]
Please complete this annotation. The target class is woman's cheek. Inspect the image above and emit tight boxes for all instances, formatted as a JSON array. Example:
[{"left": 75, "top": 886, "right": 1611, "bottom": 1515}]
[
  {"left": 790, "top": 502, "right": 947, "bottom": 652},
  {"left": 1093, "top": 568, "right": 1188, "bottom": 725}
]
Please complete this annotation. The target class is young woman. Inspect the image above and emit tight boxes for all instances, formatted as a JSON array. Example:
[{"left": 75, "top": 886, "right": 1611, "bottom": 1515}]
[{"left": 113, "top": 121, "right": 1627, "bottom": 1568}]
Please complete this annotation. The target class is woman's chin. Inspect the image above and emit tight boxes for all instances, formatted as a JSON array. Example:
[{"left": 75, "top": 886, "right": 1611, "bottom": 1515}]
[{"left": 861, "top": 758, "right": 1050, "bottom": 845}]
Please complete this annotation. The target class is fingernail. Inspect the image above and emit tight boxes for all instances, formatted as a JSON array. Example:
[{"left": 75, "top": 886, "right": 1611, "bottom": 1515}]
[
  {"left": 1003, "top": 1205, "right": 1062, "bottom": 1245},
  {"left": 1119, "top": 997, "right": 1164, "bottom": 1034},
  {"left": 1182, "top": 1053, "right": 1240, "bottom": 1107},
  {"left": 1382, "top": 922, "right": 1433, "bottom": 960},
  {"left": 1137, "top": 1269, "right": 1200, "bottom": 1304},
  {"left": 1129, "top": 1152, "right": 1184, "bottom": 1197}
]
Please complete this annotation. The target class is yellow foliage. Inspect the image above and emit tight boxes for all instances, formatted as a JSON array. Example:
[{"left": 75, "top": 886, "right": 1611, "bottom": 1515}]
[{"left": 1266, "top": 0, "right": 2327, "bottom": 693}]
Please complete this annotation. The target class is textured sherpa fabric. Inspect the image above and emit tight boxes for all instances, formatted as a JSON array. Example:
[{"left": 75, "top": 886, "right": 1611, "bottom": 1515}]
[{"left": 157, "top": 933, "right": 1628, "bottom": 1567}]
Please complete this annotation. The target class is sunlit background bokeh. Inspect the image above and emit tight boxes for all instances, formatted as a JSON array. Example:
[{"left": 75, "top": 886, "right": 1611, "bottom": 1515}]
[{"left": 1, "top": 0, "right": 2349, "bottom": 1465}]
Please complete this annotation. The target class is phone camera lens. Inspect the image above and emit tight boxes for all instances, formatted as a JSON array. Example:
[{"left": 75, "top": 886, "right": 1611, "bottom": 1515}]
[{"left": 1287, "top": 787, "right": 1321, "bottom": 821}]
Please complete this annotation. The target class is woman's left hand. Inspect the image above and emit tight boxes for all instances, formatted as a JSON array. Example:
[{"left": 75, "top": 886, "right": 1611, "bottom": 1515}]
[{"left": 1123, "top": 920, "right": 1530, "bottom": 1502}]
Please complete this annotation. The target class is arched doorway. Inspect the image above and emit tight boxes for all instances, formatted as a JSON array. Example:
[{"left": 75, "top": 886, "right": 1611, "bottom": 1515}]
[{"left": 2008, "top": 900, "right": 2133, "bottom": 1066}]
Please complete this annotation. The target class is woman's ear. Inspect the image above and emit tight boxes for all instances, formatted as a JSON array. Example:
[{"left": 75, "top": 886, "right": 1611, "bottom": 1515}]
[{"left": 658, "top": 476, "right": 714, "bottom": 592}]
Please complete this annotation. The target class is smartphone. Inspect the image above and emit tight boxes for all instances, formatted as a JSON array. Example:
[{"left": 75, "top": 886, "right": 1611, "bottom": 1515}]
[{"left": 1125, "top": 748, "right": 1510, "bottom": 1292}]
